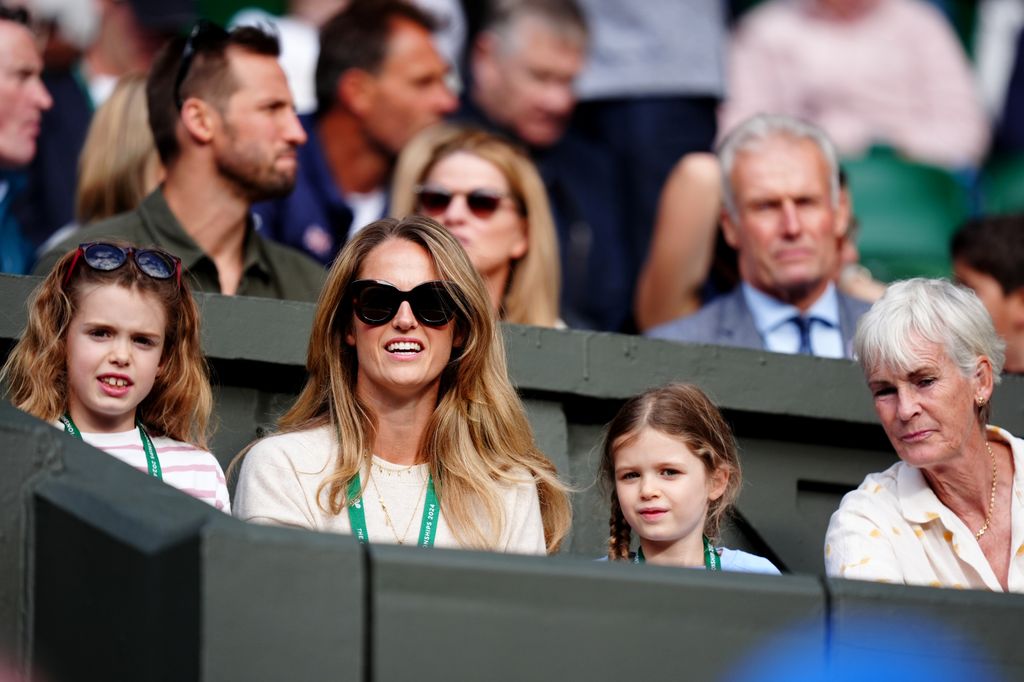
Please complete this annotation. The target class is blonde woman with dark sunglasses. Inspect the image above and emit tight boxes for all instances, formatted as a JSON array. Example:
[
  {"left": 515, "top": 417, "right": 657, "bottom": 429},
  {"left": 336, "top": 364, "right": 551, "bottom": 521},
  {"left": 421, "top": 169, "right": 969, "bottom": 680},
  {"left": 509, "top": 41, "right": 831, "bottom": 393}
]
[
  {"left": 391, "top": 125, "right": 563, "bottom": 328},
  {"left": 233, "top": 215, "right": 571, "bottom": 554}
]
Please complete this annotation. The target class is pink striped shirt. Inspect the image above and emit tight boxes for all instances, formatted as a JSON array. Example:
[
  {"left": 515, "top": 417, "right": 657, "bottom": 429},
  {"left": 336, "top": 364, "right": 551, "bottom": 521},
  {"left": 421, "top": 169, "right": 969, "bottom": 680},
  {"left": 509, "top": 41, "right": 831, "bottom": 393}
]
[{"left": 60, "top": 425, "right": 231, "bottom": 513}]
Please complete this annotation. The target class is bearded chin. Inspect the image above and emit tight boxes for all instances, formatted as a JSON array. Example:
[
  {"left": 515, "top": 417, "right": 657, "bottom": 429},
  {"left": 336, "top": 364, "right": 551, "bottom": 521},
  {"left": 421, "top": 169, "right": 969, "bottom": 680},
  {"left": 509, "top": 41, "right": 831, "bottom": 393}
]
[
  {"left": 217, "top": 156, "right": 297, "bottom": 203},
  {"left": 248, "top": 175, "right": 296, "bottom": 202}
]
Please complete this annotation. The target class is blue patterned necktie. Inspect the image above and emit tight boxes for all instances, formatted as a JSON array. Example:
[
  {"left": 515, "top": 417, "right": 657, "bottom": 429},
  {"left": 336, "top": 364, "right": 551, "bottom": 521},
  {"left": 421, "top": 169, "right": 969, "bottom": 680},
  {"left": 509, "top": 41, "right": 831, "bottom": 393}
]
[{"left": 792, "top": 315, "right": 813, "bottom": 355}]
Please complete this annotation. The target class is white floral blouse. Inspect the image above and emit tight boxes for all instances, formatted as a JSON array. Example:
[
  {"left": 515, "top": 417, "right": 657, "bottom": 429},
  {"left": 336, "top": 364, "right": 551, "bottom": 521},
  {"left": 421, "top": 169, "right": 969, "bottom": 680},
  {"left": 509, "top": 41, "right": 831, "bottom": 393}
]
[{"left": 825, "top": 426, "right": 1024, "bottom": 592}]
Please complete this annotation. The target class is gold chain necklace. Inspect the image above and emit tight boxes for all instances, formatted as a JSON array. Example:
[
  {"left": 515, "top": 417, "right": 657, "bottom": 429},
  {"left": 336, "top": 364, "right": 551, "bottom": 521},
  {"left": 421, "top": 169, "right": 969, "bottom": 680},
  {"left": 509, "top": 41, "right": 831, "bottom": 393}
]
[
  {"left": 974, "top": 441, "right": 998, "bottom": 540},
  {"left": 369, "top": 470, "right": 428, "bottom": 545},
  {"left": 372, "top": 459, "right": 418, "bottom": 478}
]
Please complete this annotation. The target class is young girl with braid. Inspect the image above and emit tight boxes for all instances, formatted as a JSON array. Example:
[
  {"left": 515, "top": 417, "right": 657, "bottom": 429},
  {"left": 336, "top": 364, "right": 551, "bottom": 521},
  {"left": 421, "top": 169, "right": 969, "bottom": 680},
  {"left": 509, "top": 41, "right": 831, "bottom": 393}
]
[{"left": 600, "top": 383, "right": 778, "bottom": 573}]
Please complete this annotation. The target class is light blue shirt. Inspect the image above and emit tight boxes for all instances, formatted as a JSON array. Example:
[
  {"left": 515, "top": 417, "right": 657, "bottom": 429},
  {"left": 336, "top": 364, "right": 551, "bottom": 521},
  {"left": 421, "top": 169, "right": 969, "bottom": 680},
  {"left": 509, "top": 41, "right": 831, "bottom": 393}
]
[
  {"left": 596, "top": 547, "right": 781, "bottom": 575},
  {"left": 741, "top": 282, "right": 845, "bottom": 358}
]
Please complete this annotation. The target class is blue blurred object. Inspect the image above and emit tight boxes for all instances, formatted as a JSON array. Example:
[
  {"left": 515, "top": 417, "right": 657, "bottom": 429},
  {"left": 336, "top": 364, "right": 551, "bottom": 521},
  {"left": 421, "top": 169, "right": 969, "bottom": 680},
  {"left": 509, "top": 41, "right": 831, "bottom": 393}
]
[{"left": 728, "top": 612, "right": 1003, "bottom": 682}]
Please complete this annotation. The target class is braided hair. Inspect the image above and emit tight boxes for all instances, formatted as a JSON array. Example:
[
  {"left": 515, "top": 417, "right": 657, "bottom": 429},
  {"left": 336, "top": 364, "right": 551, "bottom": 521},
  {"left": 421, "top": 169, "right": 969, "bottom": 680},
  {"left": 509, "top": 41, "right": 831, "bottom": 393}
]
[{"left": 599, "top": 383, "right": 741, "bottom": 560}]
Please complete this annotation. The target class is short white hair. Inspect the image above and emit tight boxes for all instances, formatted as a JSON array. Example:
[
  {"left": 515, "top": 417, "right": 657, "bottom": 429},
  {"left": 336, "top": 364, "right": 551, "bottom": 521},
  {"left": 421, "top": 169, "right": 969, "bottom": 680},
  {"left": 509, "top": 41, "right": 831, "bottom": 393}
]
[
  {"left": 717, "top": 114, "right": 840, "bottom": 222},
  {"left": 854, "top": 278, "right": 1005, "bottom": 382}
]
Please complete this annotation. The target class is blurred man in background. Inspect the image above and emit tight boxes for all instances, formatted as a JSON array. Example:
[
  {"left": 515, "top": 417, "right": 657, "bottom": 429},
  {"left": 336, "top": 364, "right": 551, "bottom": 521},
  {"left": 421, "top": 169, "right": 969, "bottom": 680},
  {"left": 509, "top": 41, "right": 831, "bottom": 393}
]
[
  {"left": 459, "top": 0, "right": 630, "bottom": 331},
  {"left": 251, "top": 0, "right": 457, "bottom": 265},
  {"left": 0, "top": 5, "right": 53, "bottom": 273}
]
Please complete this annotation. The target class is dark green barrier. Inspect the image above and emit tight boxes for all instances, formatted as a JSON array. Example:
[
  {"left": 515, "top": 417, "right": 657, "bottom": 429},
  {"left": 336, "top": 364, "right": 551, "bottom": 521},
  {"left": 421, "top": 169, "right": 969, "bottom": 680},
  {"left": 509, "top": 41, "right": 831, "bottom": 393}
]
[
  {"left": 0, "top": 402, "right": 65, "bottom": 663},
  {"left": 370, "top": 544, "right": 826, "bottom": 681},
  {"left": 200, "top": 518, "right": 365, "bottom": 681},
  {"left": 827, "top": 578, "right": 1024, "bottom": 680},
  {"left": 29, "top": 424, "right": 211, "bottom": 681},
  {"left": 0, "top": 404, "right": 365, "bottom": 682},
  {"left": 3, "top": 401, "right": 1024, "bottom": 681}
]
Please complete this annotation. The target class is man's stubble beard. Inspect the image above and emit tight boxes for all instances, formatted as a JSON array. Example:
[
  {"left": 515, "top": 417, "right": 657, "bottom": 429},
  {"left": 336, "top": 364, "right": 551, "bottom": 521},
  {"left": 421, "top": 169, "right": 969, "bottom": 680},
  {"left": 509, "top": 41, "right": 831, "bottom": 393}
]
[{"left": 216, "top": 121, "right": 298, "bottom": 203}]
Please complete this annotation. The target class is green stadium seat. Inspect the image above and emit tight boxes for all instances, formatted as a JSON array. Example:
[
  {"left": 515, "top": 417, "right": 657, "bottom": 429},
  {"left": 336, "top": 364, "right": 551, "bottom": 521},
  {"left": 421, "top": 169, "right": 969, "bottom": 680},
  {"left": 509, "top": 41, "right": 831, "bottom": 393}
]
[
  {"left": 843, "top": 146, "right": 971, "bottom": 282},
  {"left": 199, "top": 0, "right": 285, "bottom": 26},
  {"left": 980, "top": 153, "right": 1024, "bottom": 215}
]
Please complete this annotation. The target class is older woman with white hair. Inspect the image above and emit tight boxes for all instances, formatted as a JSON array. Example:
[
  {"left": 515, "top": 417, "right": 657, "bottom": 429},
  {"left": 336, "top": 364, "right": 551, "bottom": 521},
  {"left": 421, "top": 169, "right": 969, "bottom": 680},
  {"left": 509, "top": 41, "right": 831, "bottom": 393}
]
[{"left": 825, "top": 278, "right": 1022, "bottom": 591}]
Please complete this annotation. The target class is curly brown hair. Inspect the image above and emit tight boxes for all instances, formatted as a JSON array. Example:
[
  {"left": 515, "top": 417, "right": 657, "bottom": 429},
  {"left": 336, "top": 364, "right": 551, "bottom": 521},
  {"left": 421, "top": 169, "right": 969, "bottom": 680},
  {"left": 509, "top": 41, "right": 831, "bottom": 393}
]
[{"left": 1, "top": 242, "right": 212, "bottom": 448}]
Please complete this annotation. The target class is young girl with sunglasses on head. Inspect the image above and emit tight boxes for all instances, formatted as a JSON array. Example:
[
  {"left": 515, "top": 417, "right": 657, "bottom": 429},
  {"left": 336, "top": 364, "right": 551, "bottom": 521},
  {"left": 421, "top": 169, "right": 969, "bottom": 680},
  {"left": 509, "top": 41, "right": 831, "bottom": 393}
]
[
  {"left": 1, "top": 242, "right": 230, "bottom": 511},
  {"left": 601, "top": 383, "right": 778, "bottom": 573}
]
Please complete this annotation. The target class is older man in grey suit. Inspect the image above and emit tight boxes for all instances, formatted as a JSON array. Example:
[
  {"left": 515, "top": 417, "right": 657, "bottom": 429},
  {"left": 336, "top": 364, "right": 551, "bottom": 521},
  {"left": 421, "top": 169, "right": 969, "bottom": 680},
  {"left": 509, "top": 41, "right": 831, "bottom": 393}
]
[{"left": 647, "top": 114, "right": 870, "bottom": 358}]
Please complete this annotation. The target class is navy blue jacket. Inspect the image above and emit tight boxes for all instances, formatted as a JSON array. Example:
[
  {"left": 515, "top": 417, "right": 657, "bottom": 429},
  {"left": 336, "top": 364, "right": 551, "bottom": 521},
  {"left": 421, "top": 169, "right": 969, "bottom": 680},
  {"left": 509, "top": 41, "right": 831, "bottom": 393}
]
[
  {"left": 998, "top": 27, "right": 1024, "bottom": 153},
  {"left": 17, "top": 68, "right": 92, "bottom": 252},
  {"left": 252, "top": 114, "right": 386, "bottom": 266}
]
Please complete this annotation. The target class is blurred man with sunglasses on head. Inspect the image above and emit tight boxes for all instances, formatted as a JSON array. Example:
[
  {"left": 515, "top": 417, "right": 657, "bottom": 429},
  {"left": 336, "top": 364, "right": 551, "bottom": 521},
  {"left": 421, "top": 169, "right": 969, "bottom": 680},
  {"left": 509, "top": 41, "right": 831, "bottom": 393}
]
[
  {"left": 0, "top": 5, "right": 52, "bottom": 274},
  {"left": 36, "top": 21, "right": 325, "bottom": 302},
  {"left": 250, "top": 1, "right": 457, "bottom": 266}
]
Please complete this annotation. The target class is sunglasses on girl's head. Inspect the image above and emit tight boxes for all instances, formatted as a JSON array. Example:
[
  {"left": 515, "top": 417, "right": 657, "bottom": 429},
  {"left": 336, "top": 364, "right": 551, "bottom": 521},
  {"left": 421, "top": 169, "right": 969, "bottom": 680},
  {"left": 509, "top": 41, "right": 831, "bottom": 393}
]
[
  {"left": 414, "top": 185, "right": 520, "bottom": 220},
  {"left": 349, "top": 279, "right": 459, "bottom": 327},
  {"left": 63, "top": 242, "right": 182, "bottom": 287}
]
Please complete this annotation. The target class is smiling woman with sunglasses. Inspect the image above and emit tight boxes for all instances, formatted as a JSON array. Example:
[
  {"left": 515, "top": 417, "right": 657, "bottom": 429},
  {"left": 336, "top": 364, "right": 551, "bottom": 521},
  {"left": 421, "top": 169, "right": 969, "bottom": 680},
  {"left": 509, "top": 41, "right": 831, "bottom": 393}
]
[
  {"left": 233, "top": 215, "right": 571, "bottom": 554},
  {"left": 391, "top": 125, "right": 562, "bottom": 327}
]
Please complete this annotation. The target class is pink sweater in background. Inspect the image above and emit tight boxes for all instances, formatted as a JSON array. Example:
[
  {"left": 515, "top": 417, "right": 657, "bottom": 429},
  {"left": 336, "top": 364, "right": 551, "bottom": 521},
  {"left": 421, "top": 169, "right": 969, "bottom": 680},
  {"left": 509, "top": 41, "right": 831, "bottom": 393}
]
[{"left": 721, "top": 0, "right": 989, "bottom": 168}]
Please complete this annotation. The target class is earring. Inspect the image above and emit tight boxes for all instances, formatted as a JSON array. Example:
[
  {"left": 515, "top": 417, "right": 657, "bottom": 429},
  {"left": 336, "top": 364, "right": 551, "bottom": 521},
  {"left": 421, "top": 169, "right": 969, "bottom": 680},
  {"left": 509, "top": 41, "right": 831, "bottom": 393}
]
[{"left": 976, "top": 396, "right": 985, "bottom": 406}]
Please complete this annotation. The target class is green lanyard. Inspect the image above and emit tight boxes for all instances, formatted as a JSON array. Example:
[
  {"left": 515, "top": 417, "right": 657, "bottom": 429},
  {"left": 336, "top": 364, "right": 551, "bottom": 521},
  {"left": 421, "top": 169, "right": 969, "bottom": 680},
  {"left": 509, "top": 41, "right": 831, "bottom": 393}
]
[
  {"left": 60, "top": 413, "right": 162, "bottom": 480},
  {"left": 345, "top": 471, "right": 439, "bottom": 547},
  {"left": 633, "top": 535, "right": 722, "bottom": 571}
]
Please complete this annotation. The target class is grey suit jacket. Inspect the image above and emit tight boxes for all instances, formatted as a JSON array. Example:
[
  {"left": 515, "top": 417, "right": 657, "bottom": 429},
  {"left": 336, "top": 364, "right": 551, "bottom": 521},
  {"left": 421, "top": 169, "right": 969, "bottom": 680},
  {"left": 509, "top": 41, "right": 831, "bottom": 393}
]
[{"left": 645, "top": 287, "right": 872, "bottom": 359}]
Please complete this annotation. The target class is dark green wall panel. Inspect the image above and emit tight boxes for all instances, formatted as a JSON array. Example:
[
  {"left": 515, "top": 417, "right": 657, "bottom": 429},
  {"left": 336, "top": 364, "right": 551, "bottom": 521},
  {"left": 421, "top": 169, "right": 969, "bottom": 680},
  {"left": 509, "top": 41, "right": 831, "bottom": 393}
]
[
  {"left": 201, "top": 519, "right": 365, "bottom": 681},
  {"left": 371, "top": 545, "right": 825, "bottom": 682}
]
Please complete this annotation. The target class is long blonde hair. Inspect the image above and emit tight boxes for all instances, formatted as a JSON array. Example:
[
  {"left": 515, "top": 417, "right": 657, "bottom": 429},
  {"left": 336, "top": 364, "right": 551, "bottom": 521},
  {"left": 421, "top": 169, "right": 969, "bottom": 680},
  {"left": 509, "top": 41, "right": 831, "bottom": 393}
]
[
  {"left": 1, "top": 243, "right": 212, "bottom": 448},
  {"left": 600, "top": 383, "right": 742, "bottom": 561},
  {"left": 276, "top": 215, "right": 571, "bottom": 552},
  {"left": 76, "top": 74, "right": 162, "bottom": 223},
  {"left": 391, "top": 125, "right": 561, "bottom": 328}
]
